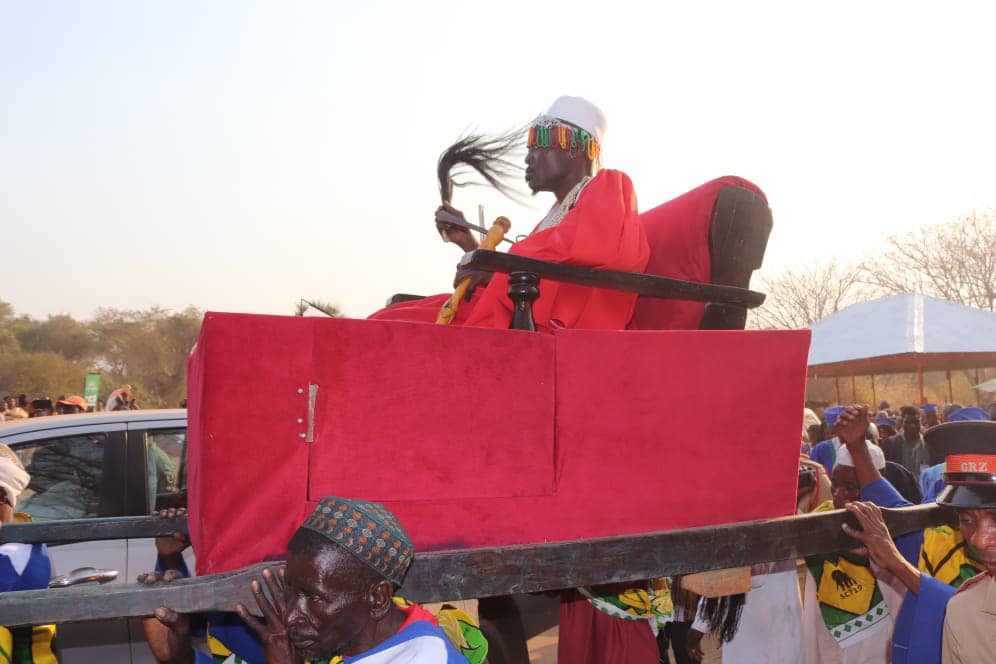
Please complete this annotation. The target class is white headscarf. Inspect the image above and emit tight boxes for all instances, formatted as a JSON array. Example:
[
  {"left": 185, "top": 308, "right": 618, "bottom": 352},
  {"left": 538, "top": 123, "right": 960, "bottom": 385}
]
[
  {"left": 834, "top": 441, "right": 887, "bottom": 471},
  {"left": 538, "top": 95, "right": 607, "bottom": 145},
  {"left": 0, "top": 444, "right": 30, "bottom": 508}
]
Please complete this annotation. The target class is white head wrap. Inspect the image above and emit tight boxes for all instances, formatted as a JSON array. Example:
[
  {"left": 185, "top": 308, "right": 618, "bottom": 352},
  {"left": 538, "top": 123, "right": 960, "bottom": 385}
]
[
  {"left": 0, "top": 444, "right": 30, "bottom": 508},
  {"left": 834, "top": 441, "right": 886, "bottom": 471},
  {"left": 802, "top": 408, "right": 820, "bottom": 439},
  {"left": 538, "top": 96, "right": 607, "bottom": 146}
]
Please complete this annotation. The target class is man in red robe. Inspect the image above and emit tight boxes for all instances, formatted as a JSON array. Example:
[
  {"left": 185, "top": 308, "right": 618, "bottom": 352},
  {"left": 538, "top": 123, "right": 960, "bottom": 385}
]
[{"left": 369, "top": 95, "right": 650, "bottom": 332}]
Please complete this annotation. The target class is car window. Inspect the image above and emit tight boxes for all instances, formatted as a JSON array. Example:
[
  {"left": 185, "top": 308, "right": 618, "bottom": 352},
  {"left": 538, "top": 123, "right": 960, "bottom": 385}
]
[
  {"left": 147, "top": 428, "right": 186, "bottom": 512},
  {"left": 14, "top": 433, "right": 108, "bottom": 521}
]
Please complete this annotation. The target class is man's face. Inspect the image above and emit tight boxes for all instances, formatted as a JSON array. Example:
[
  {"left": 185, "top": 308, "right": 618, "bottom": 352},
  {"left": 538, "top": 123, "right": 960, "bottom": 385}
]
[
  {"left": 282, "top": 549, "right": 372, "bottom": 661},
  {"left": 902, "top": 414, "right": 921, "bottom": 439},
  {"left": 524, "top": 143, "right": 577, "bottom": 195},
  {"left": 924, "top": 411, "right": 939, "bottom": 428},
  {"left": 831, "top": 465, "right": 861, "bottom": 509},
  {"left": 957, "top": 508, "right": 996, "bottom": 576}
]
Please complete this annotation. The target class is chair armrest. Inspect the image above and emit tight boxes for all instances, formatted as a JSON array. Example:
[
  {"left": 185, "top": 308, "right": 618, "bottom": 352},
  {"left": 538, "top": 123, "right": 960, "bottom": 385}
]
[{"left": 461, "top": 250, "right": 766, "bottom": 309}]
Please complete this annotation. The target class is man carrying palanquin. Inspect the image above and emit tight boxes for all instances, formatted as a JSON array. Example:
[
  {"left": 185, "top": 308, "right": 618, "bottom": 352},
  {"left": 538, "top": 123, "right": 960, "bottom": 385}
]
[
  {"left": 802, "top": 439, "right": 908, "bottom": 663},
  {"left": 369, "top": 95, "right": 650, "bottom": 332},
  {"left": 235, "top": 496, "right": 469, "bottom": 664},
  {"left": 834, "top": 407, "right": 996, "bottom": 663},
  {"left": 143, "top": 499, "right": 476, "bottom": 664},
  {"left": 0, "top": 443, "right": 58, "bottom": 663}
]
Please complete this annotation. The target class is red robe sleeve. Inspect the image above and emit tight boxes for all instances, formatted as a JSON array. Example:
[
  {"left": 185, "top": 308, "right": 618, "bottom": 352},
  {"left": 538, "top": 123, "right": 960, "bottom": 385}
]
[{"left": 463, "top": 169, "right": 650, "bottom": 332}]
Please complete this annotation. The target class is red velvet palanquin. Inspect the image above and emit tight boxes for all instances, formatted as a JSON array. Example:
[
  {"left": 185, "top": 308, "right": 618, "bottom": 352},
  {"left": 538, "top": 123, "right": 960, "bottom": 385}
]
[{"left": 187, "top": 314, "right": 810, "bottom": 576}]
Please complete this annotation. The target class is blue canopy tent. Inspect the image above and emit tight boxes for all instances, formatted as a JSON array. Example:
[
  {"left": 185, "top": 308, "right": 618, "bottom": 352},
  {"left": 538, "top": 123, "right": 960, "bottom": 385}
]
[{"left": 807, "top": 293, "right": 996, "bottom": 404}]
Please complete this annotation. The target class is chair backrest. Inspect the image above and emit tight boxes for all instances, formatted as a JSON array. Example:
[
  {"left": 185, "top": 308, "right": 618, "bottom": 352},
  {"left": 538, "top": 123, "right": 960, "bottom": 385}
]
[{"left": 628, "top": 176, "right": 772, "bottom": 331}]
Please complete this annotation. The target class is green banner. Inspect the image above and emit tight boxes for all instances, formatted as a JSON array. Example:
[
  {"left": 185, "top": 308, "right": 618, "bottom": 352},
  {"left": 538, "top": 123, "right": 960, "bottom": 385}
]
[{"left": 83, "top": 373, "right": 101, "bottom": 411}]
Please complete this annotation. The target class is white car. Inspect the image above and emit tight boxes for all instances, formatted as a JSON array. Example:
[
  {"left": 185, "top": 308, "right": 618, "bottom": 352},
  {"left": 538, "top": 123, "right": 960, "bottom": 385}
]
[{"left": 1, "top": 409, "right": 193, "bottom": 663}]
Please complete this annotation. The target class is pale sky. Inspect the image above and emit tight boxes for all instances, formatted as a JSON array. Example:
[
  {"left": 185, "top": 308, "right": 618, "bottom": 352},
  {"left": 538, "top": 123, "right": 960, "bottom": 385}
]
[{"left": 3, "top": 1, "right": 994, "bottom": 321}]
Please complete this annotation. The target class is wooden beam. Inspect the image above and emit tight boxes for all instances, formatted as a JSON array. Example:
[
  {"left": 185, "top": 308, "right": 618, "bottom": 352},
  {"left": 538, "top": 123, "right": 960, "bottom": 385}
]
[
  {"left": 0, "top": 503, "right": 950, "bottom": 627},
  {"left": 0, "top": 515, "right": 187, "bottom": 545},
  {"left": 462, "top": 250, "right": 765, "bottom": 308}
]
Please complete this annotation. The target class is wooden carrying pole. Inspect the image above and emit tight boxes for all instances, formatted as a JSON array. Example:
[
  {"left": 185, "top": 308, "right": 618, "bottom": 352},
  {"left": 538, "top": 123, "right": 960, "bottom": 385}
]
[
  {"left": 436, "top": 217, "right": 511, "bottom": 325},
  {"left": 0, "top": 503, "right": 950, "bottom": 627},
  {"left": 0, "top": 515, "right": 187, "bottom": 545}
]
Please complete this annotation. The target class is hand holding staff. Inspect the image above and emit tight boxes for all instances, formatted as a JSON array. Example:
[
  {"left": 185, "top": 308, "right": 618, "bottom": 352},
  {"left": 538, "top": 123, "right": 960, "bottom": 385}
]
[{"left": 437, "top": 217, "right": 511, "bottom": 325}]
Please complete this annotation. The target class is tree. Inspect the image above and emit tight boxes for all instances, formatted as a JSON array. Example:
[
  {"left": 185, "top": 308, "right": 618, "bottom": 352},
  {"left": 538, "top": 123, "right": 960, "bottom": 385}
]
[
  {"left": 0, "top": 300, "right": 20, "bottom": 356},
  {"left": 862, "top": 212, "right": 995, "bottom": 311},
  {"left": 750, "top": 259, "right": 868, "bottom": 329},
  {"left": 15, "top": 314, "right": 97, "bottom": 362},
  {"left": 294, "top": 299, "right": 342, "bottom": 317},
  {"left": 89, "top": 306, "right": 203, "bottom": 408},
  {"left": 0, "top": 304, "right": 201, "bottom": 408},
  {"left": 0, "top": 351, "right": 87, "bottom": 400}
]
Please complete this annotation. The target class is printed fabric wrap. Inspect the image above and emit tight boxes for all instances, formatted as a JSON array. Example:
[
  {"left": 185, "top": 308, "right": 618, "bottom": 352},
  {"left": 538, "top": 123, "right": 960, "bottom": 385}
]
[
  {"left": 1, "top": 513, "right": 57, "bottom": 664},
  {"left": 321, "top": 597, "right": 487, "bottom": 664},
  {"left": 0, "top": 626, "right": 57, "bottom": 664},
  {"left": 578, "top": 578, "right": 675, "bottom": 635},
  {"left": 805, "top": 551, "right": 891, "bottom": 648},
  {"left": 918, "top": 525, "right": 985, "bottom": 588},
  {"left": 205, "top": 630, "right": 247, "bottom": 663},
  {"left": 804, "top": 500, "right": 891, "bottom": 648}
]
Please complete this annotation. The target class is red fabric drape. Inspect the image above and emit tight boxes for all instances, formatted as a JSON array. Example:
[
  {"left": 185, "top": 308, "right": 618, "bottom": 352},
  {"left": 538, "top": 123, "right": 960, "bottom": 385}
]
[
  {"left": 187, "top": 314, "right": 810, "bottom": 576},
  {"left": 369, "top": 169, "right": 649, "bottom": 332},
  {"left": 558, "top": 590, "right": 660, "bottom": 664},
  {"left": 630, "top": 175, "right": 767, "bottom": 331}
]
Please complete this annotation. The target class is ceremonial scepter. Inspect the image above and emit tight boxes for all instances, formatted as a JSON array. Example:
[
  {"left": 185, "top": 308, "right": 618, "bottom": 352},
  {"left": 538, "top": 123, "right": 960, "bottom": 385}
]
[{"left": 436, "top": 216, "right": 511, "bottom": 325}]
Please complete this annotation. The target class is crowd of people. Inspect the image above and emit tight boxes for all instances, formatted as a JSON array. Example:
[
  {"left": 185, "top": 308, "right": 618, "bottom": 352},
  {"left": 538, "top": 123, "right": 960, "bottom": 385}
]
[
  {"left": 0, "top": 385, "right": 140, "bottom": 420},
  {"left": 74, "top": 400, "right": 996, "bottom": 663}
]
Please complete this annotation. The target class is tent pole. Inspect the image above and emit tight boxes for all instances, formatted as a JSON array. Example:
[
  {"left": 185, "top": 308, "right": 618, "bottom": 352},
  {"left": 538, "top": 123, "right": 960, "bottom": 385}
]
[
  {"left": 835, "top": 377, "right": 841, "bottom": 404},
  {"left": 946, "top": 370, "right": 953, "bottom": 404},
  {"left": 917, "top": 358, "right": 925, "bottom": 405},
  {"left": 851, "top": 375, "right": 857, "bottom": 401},
  {"left": 871, "top": 375, "right": 877, "bottom": 409}
]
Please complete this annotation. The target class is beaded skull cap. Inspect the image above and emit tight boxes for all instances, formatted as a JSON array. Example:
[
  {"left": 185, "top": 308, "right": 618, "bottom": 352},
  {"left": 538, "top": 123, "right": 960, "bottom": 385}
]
[{"left": 301, "top": 496, "right": 414, "bottom": 587}]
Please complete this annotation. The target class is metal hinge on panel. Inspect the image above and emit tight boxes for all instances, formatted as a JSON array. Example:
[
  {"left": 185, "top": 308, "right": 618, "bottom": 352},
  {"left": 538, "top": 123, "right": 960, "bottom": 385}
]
[{"left": 307, "top": 383, "right": 318, "bottom": 443}]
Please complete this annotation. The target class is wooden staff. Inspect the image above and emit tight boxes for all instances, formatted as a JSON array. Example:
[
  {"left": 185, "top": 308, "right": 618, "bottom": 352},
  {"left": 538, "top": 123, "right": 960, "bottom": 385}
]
[{"left": 436, "top": 217, "right": 511, "bottom": 324}]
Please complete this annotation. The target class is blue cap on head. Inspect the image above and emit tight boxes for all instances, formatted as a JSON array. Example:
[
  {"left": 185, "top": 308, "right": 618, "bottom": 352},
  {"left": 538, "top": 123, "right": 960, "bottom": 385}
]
[
  {"left": 875, "top": 415, "right": 897, "bottom": 428},
  {"left": 947, "top": 407, "right": 989, "bottom": 422},
  {"left": 922, "top": 404, "right": 938, "bottom": 413},
  {"left": 824, "top": 406, "right": 845, "bottom": 428}
]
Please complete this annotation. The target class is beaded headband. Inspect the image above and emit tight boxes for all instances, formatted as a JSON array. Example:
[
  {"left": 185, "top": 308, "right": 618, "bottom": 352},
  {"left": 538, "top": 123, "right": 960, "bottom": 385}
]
[{"left": 527, "top": 122, "right": 601, "bottom": 168}]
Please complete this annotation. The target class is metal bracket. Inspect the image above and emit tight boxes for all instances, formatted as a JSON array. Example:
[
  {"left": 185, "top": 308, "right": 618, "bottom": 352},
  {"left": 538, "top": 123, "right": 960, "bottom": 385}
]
[{"left": 307, "top": 383, "right": 318, "bottom": 443}]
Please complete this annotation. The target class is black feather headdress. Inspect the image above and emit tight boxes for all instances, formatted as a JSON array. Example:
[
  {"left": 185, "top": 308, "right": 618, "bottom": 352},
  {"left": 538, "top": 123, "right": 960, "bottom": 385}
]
[{"left": 436, "top": 128, "right": 527, "bottom": 204}]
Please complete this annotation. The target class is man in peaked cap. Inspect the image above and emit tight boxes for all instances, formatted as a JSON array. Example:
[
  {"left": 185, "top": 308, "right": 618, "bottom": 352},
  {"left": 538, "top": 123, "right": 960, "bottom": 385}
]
[
  {"left": 833, "top": 407, "right": 996, "bottom": 663},
  {"left": 920, "top": 407, "right": 991, "bottom": 503},
  {"left": 921, "top": 404, "right": 940, "bottom": 429},
  {"left": 370, "top": 95, "right": 650, "bottom": 333},
  {"left": 236, "top": 496, "right": 468, "bottom": 664}
]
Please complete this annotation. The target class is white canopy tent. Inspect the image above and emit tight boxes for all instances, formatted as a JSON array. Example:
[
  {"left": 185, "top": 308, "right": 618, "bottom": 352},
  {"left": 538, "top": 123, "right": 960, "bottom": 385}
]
[{"left": 807, "top": 293, "right": 996, "bottom": 404}]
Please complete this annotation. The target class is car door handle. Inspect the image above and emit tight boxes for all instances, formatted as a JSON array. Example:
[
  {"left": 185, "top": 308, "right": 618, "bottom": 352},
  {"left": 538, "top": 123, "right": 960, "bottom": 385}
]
[{"left": 49, "top": 567, "right": 119, "bottom": 588}]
